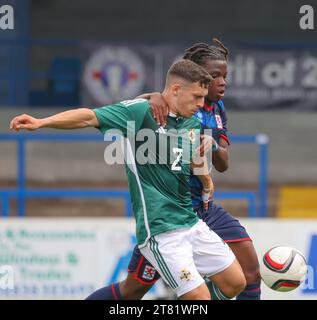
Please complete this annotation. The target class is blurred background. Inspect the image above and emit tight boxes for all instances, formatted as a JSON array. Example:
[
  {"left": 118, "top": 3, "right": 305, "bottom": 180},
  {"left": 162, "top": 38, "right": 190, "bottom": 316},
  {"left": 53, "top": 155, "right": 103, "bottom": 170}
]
[{"left": 0, "top": 0, "right": 317, "bottom": 299}]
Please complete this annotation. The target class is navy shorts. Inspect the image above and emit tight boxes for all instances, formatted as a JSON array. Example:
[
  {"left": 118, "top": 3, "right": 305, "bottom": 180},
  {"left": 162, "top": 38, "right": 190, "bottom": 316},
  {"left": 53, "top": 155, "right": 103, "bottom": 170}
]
[
  {"left": 195, "top": 201, "right": 251, "bottom": 243},
  {"left": 128, "top": 202, "right": 251, "bottom": 284},
  {"left": 127, "top": 245, "right": 161, "bottom": 285}
]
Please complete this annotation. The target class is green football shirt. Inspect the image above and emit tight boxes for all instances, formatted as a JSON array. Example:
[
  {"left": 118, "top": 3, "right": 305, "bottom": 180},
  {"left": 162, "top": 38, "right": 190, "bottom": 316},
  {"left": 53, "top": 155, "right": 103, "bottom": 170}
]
[{"left": 94, "top": 98, "right": 201, "bottom": 247}]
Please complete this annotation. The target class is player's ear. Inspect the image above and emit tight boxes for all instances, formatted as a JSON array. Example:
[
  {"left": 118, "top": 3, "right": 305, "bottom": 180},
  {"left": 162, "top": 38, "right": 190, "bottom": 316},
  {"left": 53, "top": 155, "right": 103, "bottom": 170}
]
[{"left": 171, "top": 83, "right": 181, "bottom": 97}]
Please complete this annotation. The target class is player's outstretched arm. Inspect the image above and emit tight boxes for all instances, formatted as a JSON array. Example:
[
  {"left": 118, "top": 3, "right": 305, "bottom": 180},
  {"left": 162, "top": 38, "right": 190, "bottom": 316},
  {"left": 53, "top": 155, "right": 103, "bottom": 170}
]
[{"left": 10, "top": 108, "right": 99, "bottom": 131}]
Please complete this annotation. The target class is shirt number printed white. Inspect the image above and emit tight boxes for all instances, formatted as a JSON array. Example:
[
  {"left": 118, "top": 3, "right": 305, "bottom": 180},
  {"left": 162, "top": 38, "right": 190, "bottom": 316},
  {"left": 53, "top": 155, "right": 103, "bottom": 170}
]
[{"left": 171, "top": 148, "right": 183, "bottom": 171}]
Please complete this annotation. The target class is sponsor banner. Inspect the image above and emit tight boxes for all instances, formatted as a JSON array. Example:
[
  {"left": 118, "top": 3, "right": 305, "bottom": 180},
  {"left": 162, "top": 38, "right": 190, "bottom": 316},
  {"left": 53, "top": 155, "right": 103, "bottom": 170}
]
[
  {"left": 81, "top": 43, "right": 317, "bottom": 110},
  {"left": 0, "top": 218, "right": 166, "bottom": 300},
  {"left": 225, "top": 47, "right": 317, "bottom": 110},
  {"left": 1, "top": 218, "right": 317, "bottom": 299}
]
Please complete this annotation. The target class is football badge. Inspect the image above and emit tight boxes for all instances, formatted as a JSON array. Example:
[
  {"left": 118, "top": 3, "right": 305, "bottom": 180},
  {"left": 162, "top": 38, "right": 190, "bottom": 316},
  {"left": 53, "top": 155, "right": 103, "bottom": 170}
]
[
  {"left": 180, "top": 269, "right": 193, "bottom": 282},
  {"left": 215, "top": 115, "right": 223, "bottom": 129},
  {"left": 142, "top": 265, "right": 156, "bottom": 281}
]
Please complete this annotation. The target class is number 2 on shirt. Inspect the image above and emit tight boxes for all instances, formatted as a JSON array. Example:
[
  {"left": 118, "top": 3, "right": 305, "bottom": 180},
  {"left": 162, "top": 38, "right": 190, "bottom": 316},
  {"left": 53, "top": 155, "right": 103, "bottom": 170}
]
[{"left": 171, "top": 147, "right": 183, "bottom": 171}]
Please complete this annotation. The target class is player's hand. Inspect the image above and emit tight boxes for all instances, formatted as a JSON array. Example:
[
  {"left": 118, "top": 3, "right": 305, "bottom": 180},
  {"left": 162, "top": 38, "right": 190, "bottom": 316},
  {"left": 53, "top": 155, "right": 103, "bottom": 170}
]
[
  {"left": 194, "top": 135, "right": 213, "bottom": 157},
  {"left": 199, "top": 135, "right": 213, "bottom": 156},
  {"left": 10, "top": 114, "right": 41, "bottom": 131},
  {"left": 199, "top": 134, "right": 219, "bottom": 156},
  {"left": 202, "top": 188, "right": 213, "bottom": 211},
  {"left": 149, "top": 93, "right": 169, "bottom": 127},
  {"left": 201, "top": 176, "right": 214, "bottom": 211}
]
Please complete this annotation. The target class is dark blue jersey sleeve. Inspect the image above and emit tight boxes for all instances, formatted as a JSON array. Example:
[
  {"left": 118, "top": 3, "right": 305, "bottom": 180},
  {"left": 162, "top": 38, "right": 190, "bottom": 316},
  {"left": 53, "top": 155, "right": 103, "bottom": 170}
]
[{"left": 217, "top": 100, "right": 230, "bottom": 145}]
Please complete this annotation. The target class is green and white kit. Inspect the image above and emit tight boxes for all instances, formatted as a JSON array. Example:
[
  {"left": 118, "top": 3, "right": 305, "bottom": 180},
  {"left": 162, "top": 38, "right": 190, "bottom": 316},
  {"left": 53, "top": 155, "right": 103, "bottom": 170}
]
[{"left": 94, "top": 99, "right": 201, "bottom": 246}]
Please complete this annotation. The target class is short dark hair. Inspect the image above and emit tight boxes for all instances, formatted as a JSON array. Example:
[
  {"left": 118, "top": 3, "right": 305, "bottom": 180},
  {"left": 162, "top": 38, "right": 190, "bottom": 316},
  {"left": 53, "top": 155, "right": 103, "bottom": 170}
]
[
  {"left": 167, "top": 59, "right": 212, "bottom": 88},
  {"left": 183, "top": 38, "right": 229, "bottom": 66}
]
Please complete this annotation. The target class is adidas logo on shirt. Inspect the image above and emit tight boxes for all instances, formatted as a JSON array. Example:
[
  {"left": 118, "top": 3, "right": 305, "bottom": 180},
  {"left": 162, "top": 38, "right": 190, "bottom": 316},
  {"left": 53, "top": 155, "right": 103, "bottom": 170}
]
[{"left": 155, "top": 126, "right": 166, "bottom": 134}]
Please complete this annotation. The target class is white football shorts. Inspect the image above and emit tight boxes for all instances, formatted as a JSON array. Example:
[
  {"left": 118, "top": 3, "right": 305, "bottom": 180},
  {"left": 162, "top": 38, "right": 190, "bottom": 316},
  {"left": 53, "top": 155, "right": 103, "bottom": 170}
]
[{"left": 139, "top": 219, "right": 235, "bottom": 297}]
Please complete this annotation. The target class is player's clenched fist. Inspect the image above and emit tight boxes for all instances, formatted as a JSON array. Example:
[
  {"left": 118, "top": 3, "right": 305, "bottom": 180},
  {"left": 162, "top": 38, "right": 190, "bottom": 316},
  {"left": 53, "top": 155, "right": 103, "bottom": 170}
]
[{"left": 10, "top": 114, "right": 41, "bottom": 131}]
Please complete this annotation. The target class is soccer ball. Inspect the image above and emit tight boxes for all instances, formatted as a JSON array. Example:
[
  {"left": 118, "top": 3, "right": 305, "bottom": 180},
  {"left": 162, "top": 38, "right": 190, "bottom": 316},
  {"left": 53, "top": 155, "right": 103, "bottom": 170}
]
[{"left": 260, "top": 246, "right": 308, "bottom": 292}]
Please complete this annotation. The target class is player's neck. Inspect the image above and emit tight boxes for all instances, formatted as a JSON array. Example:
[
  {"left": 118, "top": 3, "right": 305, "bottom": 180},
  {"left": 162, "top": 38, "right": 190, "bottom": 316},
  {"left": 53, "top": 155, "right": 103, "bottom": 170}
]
[{"left": 161, "top": 91, "right": 179, "bottom": 116}]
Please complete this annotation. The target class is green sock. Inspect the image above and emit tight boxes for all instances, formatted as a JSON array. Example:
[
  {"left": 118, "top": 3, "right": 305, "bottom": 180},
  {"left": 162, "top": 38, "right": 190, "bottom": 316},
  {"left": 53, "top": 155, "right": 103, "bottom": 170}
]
[{"left": 205, "top": 278, "right": 231, "bottom": 300}]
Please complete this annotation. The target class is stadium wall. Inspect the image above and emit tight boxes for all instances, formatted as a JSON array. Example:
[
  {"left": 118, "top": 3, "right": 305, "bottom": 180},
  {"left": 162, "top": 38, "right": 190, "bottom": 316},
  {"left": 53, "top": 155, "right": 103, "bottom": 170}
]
[
  {"left": 1, "top": 109, "right": 317, "bottom": 184},
  {"left": 0, "top": 217, "right": 316, "bottom": 300}
]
